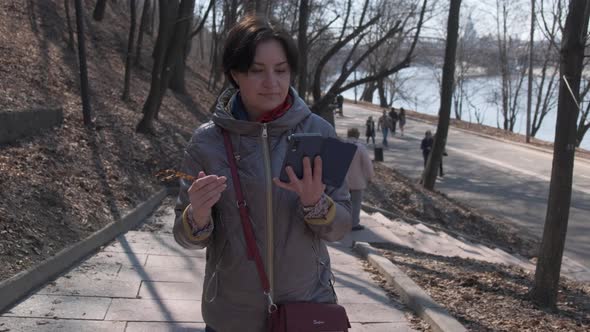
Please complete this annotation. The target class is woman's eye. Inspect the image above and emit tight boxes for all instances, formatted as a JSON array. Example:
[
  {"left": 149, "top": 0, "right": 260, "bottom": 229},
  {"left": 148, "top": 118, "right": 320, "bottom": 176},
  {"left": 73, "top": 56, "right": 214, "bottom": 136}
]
[{"left": 250, "top": 68, "right": 263, "bottom": 73}]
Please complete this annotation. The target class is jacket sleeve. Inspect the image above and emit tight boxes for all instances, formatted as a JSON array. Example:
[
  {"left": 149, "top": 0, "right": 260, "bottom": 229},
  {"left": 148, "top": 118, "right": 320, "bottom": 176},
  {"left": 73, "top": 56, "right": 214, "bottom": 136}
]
[
  {"left": 361, "top": 145, "right": 375, "bottom": 181},
  {"left": 173, "top": 146, "right": 213, "bottom": 250},
  {"left": 305, "top": 186, "right": 352, "bottom": 242}
]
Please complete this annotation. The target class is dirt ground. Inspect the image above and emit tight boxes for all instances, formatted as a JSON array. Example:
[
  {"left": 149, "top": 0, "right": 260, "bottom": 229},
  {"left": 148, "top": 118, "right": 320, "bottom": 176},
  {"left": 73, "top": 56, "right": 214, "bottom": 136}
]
[
  {"left": 363, "top": 164, "right": 589, "bottom": 331},
  {"left": 376, "top": 244, "right": 590, "bottom": 331},
  {"left": 0, "top": 0, "right": 215, "bottom": 281},
  {"left": 363, "top": 163, "right": 540, "bottom": 259}
]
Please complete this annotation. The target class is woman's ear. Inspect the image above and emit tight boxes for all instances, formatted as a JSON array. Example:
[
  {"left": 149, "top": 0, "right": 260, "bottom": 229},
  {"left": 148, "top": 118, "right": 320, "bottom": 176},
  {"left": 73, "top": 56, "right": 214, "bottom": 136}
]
[{"left": 230, "top": 70, "right": 240, "bottom": 88}]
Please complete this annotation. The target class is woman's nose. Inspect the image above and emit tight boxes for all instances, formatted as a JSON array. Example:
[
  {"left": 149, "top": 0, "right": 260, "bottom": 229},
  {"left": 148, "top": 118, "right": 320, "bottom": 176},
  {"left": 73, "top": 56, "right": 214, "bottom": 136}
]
[{"left": 262, "top": 70, "right": 276, "bottom": 87}]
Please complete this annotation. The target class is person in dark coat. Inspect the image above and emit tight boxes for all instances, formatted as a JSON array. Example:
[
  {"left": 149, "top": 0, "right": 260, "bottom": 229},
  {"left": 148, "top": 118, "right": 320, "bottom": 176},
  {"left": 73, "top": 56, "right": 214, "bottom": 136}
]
[
  {"left": 388, "top": 108, "right": 398, "bottom": 135},
  {"left": 336, "top": 94, "right": 344, "bottom": 115},
  {"left": 398, "top": 108, "right": 406, "bottom": 136},
  {"left": 420, "top": 130, "right": 444, "bottom": 176},
  {"left": 365, "top": 116, "right": 376, "bottom": 145},
  {"left": 377, "top": 110, "right": 392, "bottom": 147}
]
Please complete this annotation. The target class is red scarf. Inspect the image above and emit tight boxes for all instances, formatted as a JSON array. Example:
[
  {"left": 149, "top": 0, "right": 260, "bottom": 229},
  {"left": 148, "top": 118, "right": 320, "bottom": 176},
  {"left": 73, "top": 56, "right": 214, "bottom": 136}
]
[{"left": 256, "top": 95, "right": 292, "bottom": 123}]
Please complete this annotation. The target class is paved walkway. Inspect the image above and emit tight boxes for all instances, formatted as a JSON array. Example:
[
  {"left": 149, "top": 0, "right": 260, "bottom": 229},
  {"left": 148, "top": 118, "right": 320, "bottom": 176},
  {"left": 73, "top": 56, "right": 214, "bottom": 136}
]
[
  {"left": 335, "top": 102, "right": 590, "bottom": 282},
  {"left": 0, "top": 199, "right": 417, "bottom": 331}
]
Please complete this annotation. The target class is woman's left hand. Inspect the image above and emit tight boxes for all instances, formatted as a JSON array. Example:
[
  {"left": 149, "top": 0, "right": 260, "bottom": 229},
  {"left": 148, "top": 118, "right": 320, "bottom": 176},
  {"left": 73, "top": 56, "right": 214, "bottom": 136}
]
[{"left": 273, "top": 156, "right": 325, "bottom": 206}]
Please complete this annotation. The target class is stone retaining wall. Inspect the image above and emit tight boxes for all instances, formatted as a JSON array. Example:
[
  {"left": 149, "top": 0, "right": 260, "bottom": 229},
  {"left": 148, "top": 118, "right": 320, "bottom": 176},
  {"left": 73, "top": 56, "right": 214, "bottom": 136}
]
[{"left": 0, "top": 108, "right": 63, "bottom": 144}]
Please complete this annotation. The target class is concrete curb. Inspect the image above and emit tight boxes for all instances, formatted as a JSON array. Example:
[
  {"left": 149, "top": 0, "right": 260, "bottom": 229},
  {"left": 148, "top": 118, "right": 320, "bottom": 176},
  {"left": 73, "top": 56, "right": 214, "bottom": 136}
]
[
  {"left": 353, "top": 242, "right": 467, "bottom": 332},
  {"left": 0, "top": 187, "right": 170, "bottom": 314}
]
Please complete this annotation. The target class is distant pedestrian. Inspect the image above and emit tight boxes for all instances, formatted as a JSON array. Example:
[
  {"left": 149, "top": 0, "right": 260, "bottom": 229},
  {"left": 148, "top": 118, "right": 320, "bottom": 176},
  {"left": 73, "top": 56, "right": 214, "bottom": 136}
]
[
  {"left": 399, "top": 108, "right": 406, "bottom": 136},
  {"left": 421, "top": 130, "right": 433, "bottom": 167},
  {"left": 389, "top": 108, "right": 398, "bottom": 135},
  {"left": 346, "top": 127, "right": 375, "bottom": 231},
  {"left": 336, "top": 94, "right": 344, "bottom": 115},
  {"left": 420, "top": 130, "right": 444, "bottom": 177},
  {"left": 365, "top": 116, "right": 376, "bottom": 145},
  {"left": 377, "top": 110, "right": 392, "bottom": 147}
]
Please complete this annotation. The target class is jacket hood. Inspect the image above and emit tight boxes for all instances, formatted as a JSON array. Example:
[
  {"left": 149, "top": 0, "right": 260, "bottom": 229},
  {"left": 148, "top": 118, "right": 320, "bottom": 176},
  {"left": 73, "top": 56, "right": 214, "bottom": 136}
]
[{"left": 212, "top": 87, "right": 312, "bottom": 136}]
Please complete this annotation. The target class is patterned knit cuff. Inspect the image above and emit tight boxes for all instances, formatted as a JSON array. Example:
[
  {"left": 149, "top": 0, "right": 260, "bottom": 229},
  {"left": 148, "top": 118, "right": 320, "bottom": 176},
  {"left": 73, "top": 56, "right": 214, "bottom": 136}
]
[
  {"left": 182, "top": 205, "right": 214, "bottom": 241},
  {"left": 302, "top": 194, "right": 330, "bottom": 219}
]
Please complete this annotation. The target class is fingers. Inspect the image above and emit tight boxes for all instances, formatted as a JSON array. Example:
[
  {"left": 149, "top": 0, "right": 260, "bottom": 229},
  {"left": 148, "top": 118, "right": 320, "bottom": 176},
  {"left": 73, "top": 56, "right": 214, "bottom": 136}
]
[
  {"left": 285, "top": 165, "right": 300, "bottom": 186},
  {"left": 272, "top": 177, "right": 292, "bottom": 191},
  {"left": 199, "top": 181, "right": 227, "bottom": 202},
  {"left": 188, "top": 174, "right": 226, "bottom": 193},
  {"left": 188, "top": 172, "right": 227, "bottom": 214},
  {"left": 312, "top": 156, "right": 322, "bottom": 183},
  {"left": 302, "top": 156, "right": 312, "bottom": 181},
  {"left": 201, "top": 192, "right": 222, "bottom": 209}
]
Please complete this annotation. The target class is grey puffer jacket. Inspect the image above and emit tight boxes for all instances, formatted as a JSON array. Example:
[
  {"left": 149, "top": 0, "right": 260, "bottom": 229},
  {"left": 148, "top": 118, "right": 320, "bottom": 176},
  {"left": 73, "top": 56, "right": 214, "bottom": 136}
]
[{"left": 173, "top": 87, "right": 352, "bottom": 331}]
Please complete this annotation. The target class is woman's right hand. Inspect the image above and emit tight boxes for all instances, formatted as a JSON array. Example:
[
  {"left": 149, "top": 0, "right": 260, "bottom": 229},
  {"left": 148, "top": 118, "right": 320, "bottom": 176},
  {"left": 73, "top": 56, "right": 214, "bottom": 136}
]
[{"left": 187, "top": 171, "right": 227, "bottom": 228}]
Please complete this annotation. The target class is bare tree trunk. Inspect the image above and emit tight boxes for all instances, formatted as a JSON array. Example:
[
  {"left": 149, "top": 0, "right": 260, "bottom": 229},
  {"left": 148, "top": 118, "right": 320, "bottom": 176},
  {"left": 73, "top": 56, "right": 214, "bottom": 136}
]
[
  {"left": 297, "top": 0, "right": 310, "bottom": 100},
  {"left": 497, "top": 0, "right": 510, "bottom": 131},
  {"left": 93, "top": 0, "right": 108, "bottom": 21},
  {"left": 252, "top": 0, "right": 270, "bottom": 15},
  {"left": 531, "top": 0, "right": 590, "bottom": 308},
  {"left": 74, "top": 0, "right": 92, "bottom": 126},
  {"left": 377, "top": 77, "right": 388, "bottom": 107},
  {"left": 136, "top": 0, "right": 178, "bottom": 134},
  {"left": 361, "top": 81, "right": 376, "bottom": 103},
  {"left": 208, "top": 0, "right": 218, "bottom": 90},
  {"left": 169, "top": 40, "right": 190, "bottom": 94},
  {"left": 147, "top": 0, "right": 156, "bottom": 36},
  {"left": 122, "top": 0, "right": 137, "bottom": 101},
  {"left": 135, "top": 0, "right": 150, "bottom": 67},
  {"left": 422, "top": 0, "right": 461, "bottom": 190},
  {"left": 576, "top": 117, "right": 590, "bottom": 146},
  {"left": 526, "top": 0, "right": 535, "bottom": 143},
  {"left": 64, "top": 0, "right": 75, "bottom": 51}
]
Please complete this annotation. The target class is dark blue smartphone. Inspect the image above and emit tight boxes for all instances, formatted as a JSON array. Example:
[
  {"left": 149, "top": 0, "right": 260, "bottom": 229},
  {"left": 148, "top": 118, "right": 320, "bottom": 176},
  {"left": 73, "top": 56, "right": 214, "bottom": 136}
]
[{"left": 279, "top": 133, "right": 357, "bottom": 188}]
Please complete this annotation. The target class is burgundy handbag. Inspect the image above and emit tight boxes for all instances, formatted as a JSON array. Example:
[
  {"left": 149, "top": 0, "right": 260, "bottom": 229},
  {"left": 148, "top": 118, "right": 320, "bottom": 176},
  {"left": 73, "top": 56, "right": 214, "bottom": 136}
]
[{"left": 221, "top": 129, "right": 351, "bottom": 332}]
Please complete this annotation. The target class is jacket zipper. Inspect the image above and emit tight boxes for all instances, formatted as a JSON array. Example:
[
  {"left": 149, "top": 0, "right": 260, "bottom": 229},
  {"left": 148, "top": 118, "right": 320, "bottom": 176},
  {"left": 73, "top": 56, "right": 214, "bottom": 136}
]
[{"left": 261, "top": 124, "right": 274, "bottom": 297}]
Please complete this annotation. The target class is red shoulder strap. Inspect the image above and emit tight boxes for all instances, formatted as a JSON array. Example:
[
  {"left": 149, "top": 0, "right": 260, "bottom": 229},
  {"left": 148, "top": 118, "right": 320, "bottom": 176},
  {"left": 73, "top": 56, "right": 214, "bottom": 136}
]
[{"left": 221, "top": 128, "right": 271, "bottom": 295}]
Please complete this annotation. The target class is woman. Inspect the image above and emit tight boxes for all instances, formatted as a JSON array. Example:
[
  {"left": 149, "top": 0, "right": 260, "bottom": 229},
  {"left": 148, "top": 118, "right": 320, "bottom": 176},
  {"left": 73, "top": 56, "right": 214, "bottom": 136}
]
[
  {"left": 399, "top": 107, "right": 406, "bottom": 136},
  {"left": 365, "top": 115, "right": 376, "bottom": 145},
  {"left": 173, "top": 15, "right": 352, "bottom": 332}
]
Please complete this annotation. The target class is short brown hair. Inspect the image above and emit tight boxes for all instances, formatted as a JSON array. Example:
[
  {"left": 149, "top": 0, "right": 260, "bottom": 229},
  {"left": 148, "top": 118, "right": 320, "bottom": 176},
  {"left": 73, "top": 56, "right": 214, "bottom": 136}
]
[
  {"left": 347, "top": 128, "right": 360, "bottom": 139},
  {"left": 222, "top": 15, "right": 299, "bottom": 87}
]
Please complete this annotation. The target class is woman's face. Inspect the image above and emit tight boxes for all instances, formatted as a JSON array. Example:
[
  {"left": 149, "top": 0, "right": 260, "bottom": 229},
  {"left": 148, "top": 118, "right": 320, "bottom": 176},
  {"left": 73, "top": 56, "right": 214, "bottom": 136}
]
[{"left": 231, "top": 39, "right": 291, "bottom": 118}]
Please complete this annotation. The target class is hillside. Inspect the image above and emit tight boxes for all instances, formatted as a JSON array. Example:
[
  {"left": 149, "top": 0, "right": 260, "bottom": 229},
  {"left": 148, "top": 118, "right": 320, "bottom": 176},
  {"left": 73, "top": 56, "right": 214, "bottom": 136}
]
[
  {"left": 0, "top": 0, "right": 550, "bottom": 283},
  {"left": 0, "top": 0, "right": 216, "bottom": 281}
]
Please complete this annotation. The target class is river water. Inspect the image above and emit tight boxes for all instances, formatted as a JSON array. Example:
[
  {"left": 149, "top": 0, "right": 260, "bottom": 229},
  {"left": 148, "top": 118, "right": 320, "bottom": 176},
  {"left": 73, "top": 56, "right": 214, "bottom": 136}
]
[{"left": 339, "top": 66, "right": 590, "bottom": 151}]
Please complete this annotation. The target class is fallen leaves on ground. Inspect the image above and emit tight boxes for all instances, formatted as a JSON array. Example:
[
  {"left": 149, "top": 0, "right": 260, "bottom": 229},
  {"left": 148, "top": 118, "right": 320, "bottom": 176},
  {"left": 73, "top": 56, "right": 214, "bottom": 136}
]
[{"left": 376, "top": 244, "right": 590, "bottom": 331}]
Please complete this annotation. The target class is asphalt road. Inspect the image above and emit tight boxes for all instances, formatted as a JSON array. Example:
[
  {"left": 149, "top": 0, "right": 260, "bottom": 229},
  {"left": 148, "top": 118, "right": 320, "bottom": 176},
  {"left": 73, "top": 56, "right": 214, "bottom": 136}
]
[{"left": 335, "top": 102, "right": 590, "bottom": 277}]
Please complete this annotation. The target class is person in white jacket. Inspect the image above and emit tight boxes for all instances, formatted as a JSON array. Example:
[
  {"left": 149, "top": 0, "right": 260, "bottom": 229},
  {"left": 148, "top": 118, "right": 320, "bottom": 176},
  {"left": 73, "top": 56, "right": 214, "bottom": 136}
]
[{"left": 345, "top": 128, "right": 375, "bottom": 231}]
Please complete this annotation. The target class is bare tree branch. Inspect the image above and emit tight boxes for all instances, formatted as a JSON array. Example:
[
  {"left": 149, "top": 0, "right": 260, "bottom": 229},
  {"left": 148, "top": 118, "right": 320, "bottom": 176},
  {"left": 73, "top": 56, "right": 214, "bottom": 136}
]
[
  {"left": 309, "top": 15, "right": 340, "bottom": 46},
  {"left": 189, "top": 0, "right": 215, "bottom": 39},
  {"left": 311, "top": 14, "right": 381, "bottom": 99}
]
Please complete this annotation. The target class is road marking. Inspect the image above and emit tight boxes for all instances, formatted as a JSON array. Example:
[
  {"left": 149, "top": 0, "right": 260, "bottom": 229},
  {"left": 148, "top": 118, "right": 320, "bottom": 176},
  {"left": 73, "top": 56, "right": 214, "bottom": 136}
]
[
  {"left": 445, "top": 146, "right": 590, "bottom": 196},
  {"left": 341, "top": 105, "right": 590, "bottom": 195}
]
